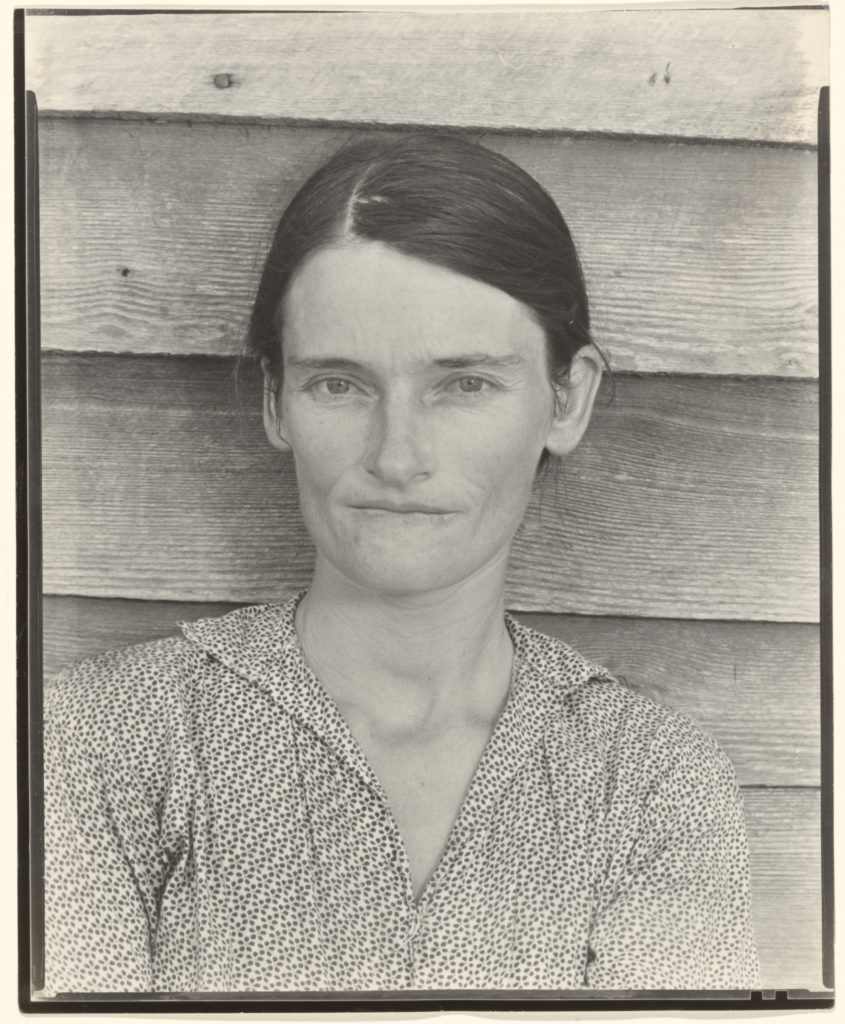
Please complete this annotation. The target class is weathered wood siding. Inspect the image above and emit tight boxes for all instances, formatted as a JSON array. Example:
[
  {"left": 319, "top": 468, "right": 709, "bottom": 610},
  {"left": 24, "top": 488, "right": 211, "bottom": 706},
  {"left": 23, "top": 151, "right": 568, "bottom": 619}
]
[
  {"left": 28, "top": 8, "right": 827, "bottom": 993},
  {"left": 25, "top": 9, "right": 825, "bottom": 143},
  {"left": 38, "top": 120, "right": 819, "bottom": 377}
]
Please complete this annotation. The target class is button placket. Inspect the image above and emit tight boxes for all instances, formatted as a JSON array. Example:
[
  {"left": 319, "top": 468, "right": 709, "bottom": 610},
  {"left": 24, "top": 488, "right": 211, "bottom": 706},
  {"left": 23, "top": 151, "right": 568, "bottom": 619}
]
[{"left": 405, "top": 897, "right": 429, "bottom": 981}]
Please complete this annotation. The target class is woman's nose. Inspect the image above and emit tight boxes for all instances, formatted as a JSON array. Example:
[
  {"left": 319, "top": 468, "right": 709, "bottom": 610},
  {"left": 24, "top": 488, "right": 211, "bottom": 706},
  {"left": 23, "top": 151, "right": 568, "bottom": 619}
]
[{"left": 363, "top": 396, "right": 434, "bottom": 486}]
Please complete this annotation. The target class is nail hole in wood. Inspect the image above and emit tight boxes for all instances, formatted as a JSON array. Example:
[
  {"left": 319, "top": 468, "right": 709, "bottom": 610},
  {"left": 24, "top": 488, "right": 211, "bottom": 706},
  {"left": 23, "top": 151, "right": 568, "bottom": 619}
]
[{"left": 214, "top": 73, "right": 233, "bottom": 89}]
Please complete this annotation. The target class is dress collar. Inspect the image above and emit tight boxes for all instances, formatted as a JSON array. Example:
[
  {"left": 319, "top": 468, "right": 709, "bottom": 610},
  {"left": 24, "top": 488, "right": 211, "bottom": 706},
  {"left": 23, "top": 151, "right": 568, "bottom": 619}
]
[
  {"left": 181, "top": 593, "right": 609, "bottom": 701},
  {"left": 179, "top": 593, "right": 612, "bottom": 791}
]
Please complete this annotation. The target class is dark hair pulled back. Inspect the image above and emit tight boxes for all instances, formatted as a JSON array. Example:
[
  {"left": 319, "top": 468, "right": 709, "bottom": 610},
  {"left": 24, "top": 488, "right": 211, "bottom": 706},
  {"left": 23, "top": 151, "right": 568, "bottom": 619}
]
[{"left": 246, "top": 134, "right": 601, "bottom": 402}]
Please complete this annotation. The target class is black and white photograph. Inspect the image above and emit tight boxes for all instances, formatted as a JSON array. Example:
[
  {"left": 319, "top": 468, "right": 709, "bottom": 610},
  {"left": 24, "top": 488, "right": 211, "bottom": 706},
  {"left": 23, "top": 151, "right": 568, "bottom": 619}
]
[{"left": 21, "top": 1, "right": 831, "bottom": 1007}]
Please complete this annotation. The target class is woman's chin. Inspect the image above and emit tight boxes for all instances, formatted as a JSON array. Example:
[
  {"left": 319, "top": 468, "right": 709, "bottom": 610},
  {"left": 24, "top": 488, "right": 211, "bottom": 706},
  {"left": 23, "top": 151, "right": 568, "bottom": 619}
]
[
  {"left": 321, "top": 546, "right": 488, "bottom": 599},
  {"left": 308, "top": 512, "right": 515, "bottom": 598}
]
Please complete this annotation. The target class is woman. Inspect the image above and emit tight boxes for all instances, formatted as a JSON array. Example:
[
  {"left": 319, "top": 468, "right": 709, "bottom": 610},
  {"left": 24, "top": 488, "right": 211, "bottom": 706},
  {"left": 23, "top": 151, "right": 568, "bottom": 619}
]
[{"left": 44, "top": 135, "right": 760, "bottom": 994}]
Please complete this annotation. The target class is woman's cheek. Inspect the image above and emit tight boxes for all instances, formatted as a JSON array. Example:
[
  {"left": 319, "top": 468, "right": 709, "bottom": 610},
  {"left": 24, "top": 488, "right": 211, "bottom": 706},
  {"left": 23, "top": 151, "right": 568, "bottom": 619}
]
[
  {"left": 289, "top": 404, "right": 361, "bottom": 473},
  {"left": 474, "top": 413, "right": 546, "bottom": 485}
]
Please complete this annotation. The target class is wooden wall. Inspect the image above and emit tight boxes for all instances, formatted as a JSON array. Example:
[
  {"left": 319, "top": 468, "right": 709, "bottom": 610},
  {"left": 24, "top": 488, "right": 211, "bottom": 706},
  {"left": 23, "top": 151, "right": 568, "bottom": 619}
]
[{"left": 27, "top": 8, "right": 827, "bottom": 993}]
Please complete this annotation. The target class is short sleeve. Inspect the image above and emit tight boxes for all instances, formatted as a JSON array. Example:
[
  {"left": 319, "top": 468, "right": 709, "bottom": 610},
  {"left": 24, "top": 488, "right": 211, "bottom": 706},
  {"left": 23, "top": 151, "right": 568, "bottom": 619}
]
[{"left": 585, "top": 715, "right": 761, "bottom": 990}]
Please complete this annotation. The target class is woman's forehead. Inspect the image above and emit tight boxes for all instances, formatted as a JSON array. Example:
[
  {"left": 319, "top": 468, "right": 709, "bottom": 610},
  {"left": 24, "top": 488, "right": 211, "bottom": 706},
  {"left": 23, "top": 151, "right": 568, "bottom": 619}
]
[{"left": 283, "top": 241, "right": 546, "bottom": 365}]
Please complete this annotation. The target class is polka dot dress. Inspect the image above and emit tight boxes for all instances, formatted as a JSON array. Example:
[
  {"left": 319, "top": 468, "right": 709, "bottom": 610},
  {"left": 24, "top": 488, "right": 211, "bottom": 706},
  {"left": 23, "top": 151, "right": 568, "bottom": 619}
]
[{"left": 43, "top": 595, "right": 760, "bottom": 994}]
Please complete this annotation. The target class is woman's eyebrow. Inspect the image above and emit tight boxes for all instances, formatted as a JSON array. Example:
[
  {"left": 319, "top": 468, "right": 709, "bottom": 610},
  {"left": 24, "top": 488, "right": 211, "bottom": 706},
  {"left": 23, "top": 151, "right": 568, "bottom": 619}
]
[
  {"left": 285, "top": 357, "right": 367, "bottom": 373},
  {"left": 286, "top": 355, "right": 527, "bottom": 372},
  {"left": 431, "top": 355, "right": 527, "bottom": 370}
]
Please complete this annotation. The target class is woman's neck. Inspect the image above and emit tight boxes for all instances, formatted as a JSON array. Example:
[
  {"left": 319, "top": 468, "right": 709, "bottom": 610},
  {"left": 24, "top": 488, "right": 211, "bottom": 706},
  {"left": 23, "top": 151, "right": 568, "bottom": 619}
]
[{"left": 295, "top": 556, "right": 514, "bottom": 733}]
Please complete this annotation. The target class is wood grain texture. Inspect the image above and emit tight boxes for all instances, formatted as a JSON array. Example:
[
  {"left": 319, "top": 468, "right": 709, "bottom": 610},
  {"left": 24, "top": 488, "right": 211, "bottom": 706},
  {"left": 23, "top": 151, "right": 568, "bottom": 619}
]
[
  {"left": 25, "top": 9, "right": 827, "bottom": 143},
  {"left": 42, "top": 596, "right": 820, "bottom": 788},
  {"left": 41, "top": 354, "right": 819, "bottom": 621},
  {"left": 743, "top": 789, "right": 824, "bottom": 992},
  {"left": 38, "top": 119, "right": 819, "bottom": 377}
]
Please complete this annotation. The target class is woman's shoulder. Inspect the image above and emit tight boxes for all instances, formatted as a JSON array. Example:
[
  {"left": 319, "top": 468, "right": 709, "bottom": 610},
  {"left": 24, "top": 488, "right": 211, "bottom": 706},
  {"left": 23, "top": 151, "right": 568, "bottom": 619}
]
[
  {"left": 507, "top": 613, "right": 735, "bottom": 782},
  {"left": 568, "top": 674, "right": 737, "bottom": 798},
  {"left": 45, "top": 603, "right": 283, "bottom": 732}
]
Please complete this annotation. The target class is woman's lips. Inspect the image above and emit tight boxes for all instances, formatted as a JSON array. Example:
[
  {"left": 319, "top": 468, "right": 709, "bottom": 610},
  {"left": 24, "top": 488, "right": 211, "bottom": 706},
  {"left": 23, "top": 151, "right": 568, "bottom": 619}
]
[{"left": 349, "top": 501, "right": 456, "bottom": 515}]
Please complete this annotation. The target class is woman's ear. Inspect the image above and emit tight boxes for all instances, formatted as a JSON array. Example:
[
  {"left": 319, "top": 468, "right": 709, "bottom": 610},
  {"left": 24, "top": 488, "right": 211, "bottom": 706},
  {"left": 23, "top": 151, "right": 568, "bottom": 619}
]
[
  {"left": 544, "top": 347, "right": 604, "bottom": 457},
  {"left": 261, "top": 358, "right": 291, "bottom": 452}
]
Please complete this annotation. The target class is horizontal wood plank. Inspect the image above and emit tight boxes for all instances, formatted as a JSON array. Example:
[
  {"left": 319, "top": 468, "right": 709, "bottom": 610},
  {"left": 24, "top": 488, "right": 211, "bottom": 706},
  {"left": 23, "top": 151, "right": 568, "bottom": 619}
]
[
  {"left": 42, "top": 597, "right": 820, "bottom": 788},
  {"left": 41, "top": 354, "right": 819, "bottom": 621},
  {"left": 38, "top": 119, "right": 819, "bottom": 377},
  {"left": 744, "top": 789, "right": 824, "bottom": 992},
  {"left": 25, "top": 10, "right": 827, "bottom": 144}
]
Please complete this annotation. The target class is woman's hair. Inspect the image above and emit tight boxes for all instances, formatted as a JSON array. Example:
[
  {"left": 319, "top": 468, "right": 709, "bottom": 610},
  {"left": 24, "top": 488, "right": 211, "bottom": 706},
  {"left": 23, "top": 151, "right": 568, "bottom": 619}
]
[{"left": 245, "top": 134, "right": 602, "bottom": 408}]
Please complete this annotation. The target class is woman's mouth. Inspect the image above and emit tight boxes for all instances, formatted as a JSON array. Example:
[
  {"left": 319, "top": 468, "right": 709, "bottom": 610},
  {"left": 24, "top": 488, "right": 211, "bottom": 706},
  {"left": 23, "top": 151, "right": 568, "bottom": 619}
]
[{"left": 349, "top": 500, "right": 456, "bottom": 515}]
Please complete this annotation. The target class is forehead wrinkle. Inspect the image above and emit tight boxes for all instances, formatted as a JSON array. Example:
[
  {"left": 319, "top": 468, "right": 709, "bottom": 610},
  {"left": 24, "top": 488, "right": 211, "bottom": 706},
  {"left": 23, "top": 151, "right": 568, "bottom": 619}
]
[{"left": 283, "top": 241, "right": 548, "bottom": 370}]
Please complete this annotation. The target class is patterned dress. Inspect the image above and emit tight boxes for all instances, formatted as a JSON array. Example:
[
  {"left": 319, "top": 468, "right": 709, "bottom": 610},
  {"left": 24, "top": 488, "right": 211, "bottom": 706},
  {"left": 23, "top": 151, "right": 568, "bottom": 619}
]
[{"left": 43, "top": 595, "right": 760, "bottom": 994}]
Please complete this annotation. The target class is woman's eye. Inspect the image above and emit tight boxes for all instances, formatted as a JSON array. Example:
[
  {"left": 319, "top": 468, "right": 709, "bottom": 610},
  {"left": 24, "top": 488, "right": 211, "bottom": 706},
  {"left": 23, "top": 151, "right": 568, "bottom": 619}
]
[
  {"left": 447, "top": 376, "right": 489, "bottom": 394},
  {"left": 311, "top": 378, "right": 357, "bottom": 397}
]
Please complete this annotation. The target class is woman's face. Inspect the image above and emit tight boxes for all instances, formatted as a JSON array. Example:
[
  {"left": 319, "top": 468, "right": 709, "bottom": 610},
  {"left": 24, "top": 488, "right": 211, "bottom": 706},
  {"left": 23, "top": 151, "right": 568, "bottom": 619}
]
[{"left": 268, "top": 241, "right": 571, "bottom": 597}]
